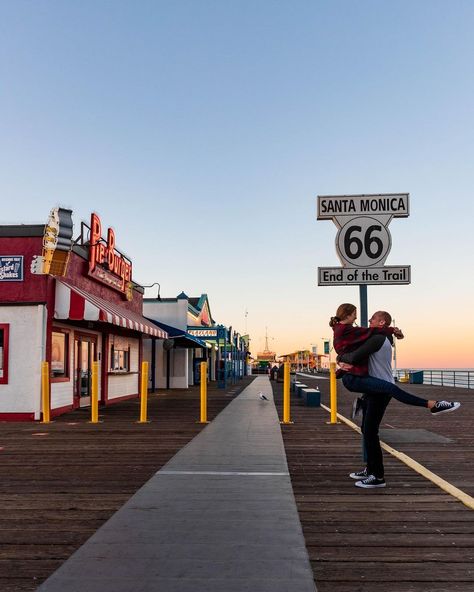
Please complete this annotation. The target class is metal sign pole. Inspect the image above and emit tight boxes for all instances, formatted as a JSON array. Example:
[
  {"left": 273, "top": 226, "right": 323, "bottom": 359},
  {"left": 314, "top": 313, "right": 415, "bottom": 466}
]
[{"left": 359, "top": 284, "right": 368, "bottom": 327}]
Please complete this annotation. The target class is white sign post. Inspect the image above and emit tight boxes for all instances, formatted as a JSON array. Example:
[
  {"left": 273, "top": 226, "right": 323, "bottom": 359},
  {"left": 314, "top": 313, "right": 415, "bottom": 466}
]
[{"left": 317, "top": 193, "right": 411, "bottom": 325}]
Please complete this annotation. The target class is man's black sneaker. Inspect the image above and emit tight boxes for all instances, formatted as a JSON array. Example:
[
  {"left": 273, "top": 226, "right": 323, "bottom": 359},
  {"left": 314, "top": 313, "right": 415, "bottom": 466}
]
[
  {"left": 355, "top": 475, "right": 386, "bottom": 489},
  {"left": 351, "top": 397, "right": 364, "bottom": 419},
  {"left": 430, "top": 401, "right": 461, "bottom": 415},
  {"left": 349, "top": 468, "right": 368, "bottom": 480}
]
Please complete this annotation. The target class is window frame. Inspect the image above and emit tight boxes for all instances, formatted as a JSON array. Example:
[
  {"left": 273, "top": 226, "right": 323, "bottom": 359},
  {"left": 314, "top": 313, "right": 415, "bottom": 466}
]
[
  {"left": 0, "top": 323, "right": 9, "bottom": 385},
  {"left": 109, "top": 344, "right": 131, "bottom": 373},
  {"left": 50, "top": 328, "right": 71, "bottom": 382}
]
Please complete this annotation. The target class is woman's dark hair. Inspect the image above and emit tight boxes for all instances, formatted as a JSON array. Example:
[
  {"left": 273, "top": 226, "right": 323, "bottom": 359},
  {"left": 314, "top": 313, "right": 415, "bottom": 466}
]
[{"left": 329, "top": 303, "right": 356, "bottom": 327}]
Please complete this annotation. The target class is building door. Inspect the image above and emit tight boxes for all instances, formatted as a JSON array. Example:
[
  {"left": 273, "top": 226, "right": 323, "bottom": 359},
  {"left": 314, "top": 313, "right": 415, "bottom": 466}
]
[{"left": 74, "top": 335, "right": 97, "bottom": 408}]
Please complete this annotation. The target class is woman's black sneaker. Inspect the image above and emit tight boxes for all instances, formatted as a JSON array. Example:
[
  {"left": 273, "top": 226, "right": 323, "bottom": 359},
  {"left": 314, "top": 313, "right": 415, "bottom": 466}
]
[
  {"left": 349, "top": 468, "right": 368, "bottom": 480},
  {"left": 430, "top": 401, "right": 461, "bottom": 415},
  {"left": 355, "top": 475, "right": 386, "bottom": 488}
]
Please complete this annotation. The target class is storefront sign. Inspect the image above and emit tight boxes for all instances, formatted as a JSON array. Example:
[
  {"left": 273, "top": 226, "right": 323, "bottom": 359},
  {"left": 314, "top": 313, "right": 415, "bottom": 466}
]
[
  {"left": 30, "top": 208, "right": 74, "bottom": 276},
  {"left": 43, "top": 208, "right": 73, "bottom": 276},
  {"left": 188, "top": 328, "right": 218, "bottom": 338},
  {"left": 89, "top": 213, "right": 132, "bottom": 293},
  {"left": 0, "top": 256, "right": 23, "bottom": 281}
]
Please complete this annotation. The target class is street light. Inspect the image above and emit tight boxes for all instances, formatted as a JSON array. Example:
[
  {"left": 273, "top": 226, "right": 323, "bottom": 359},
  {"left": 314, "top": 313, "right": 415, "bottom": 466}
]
[{"left": 141, "top": 282, "right": 162, "bottom": 300}]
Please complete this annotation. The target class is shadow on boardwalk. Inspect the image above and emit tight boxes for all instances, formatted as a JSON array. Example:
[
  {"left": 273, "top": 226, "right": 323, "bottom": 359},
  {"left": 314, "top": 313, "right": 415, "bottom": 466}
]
[
  {"left": 0, "top": 376, "right": 255, "bottom": 592},
  {"left": 272, "top": 376, "right": 474, "bottom": 592}
]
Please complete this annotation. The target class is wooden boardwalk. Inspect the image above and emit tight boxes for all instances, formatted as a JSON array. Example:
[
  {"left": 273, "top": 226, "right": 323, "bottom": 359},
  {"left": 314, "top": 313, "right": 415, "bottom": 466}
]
[
  {"left": 272, "top": 375, "right": 474, "bottom": 592},
  {"left": 1, "top": 373, "right": 472, "bottom": 591},
  {"left": 0, "top": 377, "right": 255, "bottom": 592}
]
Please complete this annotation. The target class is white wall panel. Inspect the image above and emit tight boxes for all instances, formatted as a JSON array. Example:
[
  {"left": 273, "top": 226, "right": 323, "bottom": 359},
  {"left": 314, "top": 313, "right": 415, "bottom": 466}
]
[{"left": 0, "top": 305, "right": 43, "bottom": 417}]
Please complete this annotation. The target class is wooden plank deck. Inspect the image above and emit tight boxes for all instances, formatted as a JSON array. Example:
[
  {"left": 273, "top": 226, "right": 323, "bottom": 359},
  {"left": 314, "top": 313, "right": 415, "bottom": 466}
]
[
  {"left": 0, "top": 376, "right": 255, "bottom": 592},
  {"left": 272, "top": 375, "right": 474, "bottom": 592}
]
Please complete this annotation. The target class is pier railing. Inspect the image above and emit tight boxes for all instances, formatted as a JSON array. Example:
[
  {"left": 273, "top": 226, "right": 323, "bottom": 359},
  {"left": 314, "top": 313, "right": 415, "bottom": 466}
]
[{"left": 395, "top": 369, "right": 474, "bottom": 389}]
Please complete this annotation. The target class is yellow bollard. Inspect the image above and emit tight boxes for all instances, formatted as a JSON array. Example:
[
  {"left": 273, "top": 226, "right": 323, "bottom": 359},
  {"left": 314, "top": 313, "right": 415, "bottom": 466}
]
[
  {"left": 139, "top": 361, "right": 149, "bottom": 423},
  {"left": 199, "top": 361, "right": 209, "bottom": 424},
  {"left": 41, "top": 361, "right": 50, "bottom": 423},
  {"left": 329, "top": 362, "right": 338, "bottom": 424},
  {"left": 90, "top": 361, "right": 100, "bottom": 423},
  {"left": 281, "top": 361, "right": 293, "bottom": 424}
]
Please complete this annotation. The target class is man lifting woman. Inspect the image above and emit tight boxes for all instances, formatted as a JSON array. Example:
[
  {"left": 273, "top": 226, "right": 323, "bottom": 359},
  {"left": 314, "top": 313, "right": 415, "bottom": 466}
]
[{"left": 330, "top": 303, "right": 460, "bottom": 488}]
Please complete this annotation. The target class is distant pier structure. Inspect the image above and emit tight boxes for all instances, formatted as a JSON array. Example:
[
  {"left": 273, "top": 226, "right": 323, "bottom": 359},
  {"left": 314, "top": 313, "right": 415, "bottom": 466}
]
[{"left": 254, "top": 327, "right": 276, "bottom": 371}]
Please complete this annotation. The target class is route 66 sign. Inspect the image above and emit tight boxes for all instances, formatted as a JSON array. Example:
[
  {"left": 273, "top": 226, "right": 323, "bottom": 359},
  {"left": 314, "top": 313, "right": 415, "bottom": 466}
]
[
  {"left": 337, "top": 216, "right": 393, "bottom": 267},
  {"left": 317, "top": 193, "right": 411, "bottom": 285}
]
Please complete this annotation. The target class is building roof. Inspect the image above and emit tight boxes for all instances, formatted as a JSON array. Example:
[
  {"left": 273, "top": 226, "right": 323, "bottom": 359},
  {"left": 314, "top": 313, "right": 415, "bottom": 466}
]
[
  {"left": 144, "top": 292, "right": 215, "bottom": 325},
  {"left": 0, "top": 225, "right": 44, "bottom": 237},
  {"left": 146, "top": 319, "right": 209, "bottom": 349}
]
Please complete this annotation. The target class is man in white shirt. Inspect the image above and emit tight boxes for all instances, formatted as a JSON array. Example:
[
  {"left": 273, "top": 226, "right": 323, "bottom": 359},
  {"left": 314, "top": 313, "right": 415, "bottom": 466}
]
[
  {"left": 340, "top": 309, "right": 460, "bottom": 487},
  {"left": 341, "top": 310, "right": 395, "bottom": 488}
]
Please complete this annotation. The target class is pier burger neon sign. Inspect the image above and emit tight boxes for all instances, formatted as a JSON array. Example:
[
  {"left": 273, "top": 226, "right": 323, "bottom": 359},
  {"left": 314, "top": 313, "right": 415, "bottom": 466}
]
[{"left": 88, "top": 213, "right": 132, "bottom": 296}]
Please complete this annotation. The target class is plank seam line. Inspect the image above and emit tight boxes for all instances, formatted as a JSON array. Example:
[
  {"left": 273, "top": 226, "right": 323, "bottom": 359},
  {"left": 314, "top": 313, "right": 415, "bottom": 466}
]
[
  {"left": 158, "top": 470, "right": 289, "bottom": 476},
  {"left": 320, "top": 403, "right": 474, "bottom": 511}
]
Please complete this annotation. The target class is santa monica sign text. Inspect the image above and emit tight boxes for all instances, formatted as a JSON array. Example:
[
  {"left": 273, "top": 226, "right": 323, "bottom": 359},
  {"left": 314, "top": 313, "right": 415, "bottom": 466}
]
[
  {"left": 318, "top": 194, "right": 409, "bottom": 218},
  {"left": 317, "top": 193, "right": 411, "bottom": 286}
]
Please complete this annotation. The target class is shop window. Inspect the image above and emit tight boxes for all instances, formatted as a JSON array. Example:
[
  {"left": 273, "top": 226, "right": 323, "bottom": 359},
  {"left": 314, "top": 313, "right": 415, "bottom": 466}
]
[
  {"left": 0, "top": 324, "right": 9, "bottom": 384},
  {"left": 110, "top": 345, "right": 130, "bottom": 372},
  {"left": 51, "top": 330, "right": 69, "bottom": 379}
]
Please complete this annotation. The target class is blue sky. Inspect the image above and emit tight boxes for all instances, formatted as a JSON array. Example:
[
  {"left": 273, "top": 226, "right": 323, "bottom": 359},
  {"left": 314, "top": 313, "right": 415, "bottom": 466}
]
[{"left": 1, "top": 1, "right": 473, "bottom": 366}]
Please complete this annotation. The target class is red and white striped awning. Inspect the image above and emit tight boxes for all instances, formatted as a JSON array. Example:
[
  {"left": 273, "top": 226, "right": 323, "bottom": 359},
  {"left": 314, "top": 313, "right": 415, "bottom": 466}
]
[{"left": 54, "top": 280, "right": 167, "bottom": 339}]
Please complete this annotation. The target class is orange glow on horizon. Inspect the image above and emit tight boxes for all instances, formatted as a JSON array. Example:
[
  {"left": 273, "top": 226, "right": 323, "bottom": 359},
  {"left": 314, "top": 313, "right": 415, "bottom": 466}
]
[{"left": 268, "top": 325, "right": 473, "bottom": 370}]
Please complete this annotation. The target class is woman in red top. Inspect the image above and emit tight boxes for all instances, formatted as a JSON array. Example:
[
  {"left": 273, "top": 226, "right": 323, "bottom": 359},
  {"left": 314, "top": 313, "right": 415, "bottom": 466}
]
[{"left": 330, "top": 303, "right": 460, "bottom": 414}]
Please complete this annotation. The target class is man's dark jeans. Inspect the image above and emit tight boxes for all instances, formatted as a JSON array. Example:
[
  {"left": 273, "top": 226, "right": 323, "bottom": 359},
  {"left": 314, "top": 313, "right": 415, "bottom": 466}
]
[{"left": 362, "top": 393, "right": 391, "bottom": 478}]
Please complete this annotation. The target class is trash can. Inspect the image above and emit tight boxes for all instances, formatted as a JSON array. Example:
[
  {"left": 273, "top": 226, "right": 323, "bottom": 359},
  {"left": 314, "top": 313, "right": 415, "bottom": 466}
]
[{"left": 409, "top": 371, "right": 424, "bottom": 384}]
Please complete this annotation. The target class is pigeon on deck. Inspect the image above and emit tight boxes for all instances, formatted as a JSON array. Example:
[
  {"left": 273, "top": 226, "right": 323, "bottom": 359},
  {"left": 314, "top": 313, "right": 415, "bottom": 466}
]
[{"left": 258, "top": 392, "right": 269, "bottom": 401}]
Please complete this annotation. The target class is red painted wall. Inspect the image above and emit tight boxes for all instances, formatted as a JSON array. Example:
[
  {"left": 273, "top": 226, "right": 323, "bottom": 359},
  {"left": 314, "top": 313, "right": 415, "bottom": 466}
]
[
  {"left": 0, "top": 236, "right": 144, "bottom": 314},
  {"left": 0, "top": 236, "right": 48, "bottom": 303}
]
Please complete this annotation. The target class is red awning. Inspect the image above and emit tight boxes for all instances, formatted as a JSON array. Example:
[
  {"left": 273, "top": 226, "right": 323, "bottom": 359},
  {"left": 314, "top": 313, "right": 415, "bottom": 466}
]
[{"left": 54, "top": 280, "right": 167, "bottom": 339}]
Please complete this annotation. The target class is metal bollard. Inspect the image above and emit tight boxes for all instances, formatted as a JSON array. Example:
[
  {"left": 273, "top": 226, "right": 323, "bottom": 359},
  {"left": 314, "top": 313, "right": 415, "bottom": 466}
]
[
  {"left": 281, "top": 361, "right": 292, "bottom": 424},
  {"left": 139, "top": 361, "right": 149, "bottom": 423},
  {"left": 90, "top": 361, "right": 100, "bottom": 423},
  {"left": 199, "top": 361, "right": 209, "bottom": 423},
  {"left": 329, "top": 362, "right": 338, "bottom": 424},
  {"left": 41, "top": 361, "right": 50, "bottom": 423}
]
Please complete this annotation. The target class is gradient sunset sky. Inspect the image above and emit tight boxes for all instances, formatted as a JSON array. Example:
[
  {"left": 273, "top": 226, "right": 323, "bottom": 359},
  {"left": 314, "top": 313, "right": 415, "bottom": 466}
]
[{"left": 1, "top": 1, "right": 473, "bottom": 368}]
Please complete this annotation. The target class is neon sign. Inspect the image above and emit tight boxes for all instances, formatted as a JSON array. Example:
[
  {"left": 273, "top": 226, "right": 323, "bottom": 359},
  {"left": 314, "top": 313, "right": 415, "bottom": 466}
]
[{"left": 89, "top": 213, "right": 132, "bottom": 293}]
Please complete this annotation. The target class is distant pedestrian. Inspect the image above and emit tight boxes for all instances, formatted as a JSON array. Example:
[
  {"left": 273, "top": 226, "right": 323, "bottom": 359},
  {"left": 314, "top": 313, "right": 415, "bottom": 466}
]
[{"left": 270, "top": 365, "right": 278, "bottom": 381}]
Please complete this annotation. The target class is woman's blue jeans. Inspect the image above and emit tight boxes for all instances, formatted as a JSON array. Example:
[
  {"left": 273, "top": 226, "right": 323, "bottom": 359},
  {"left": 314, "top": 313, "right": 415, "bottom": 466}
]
[{"left": 342, "top": 374, "right": 428, "bottom": 407}]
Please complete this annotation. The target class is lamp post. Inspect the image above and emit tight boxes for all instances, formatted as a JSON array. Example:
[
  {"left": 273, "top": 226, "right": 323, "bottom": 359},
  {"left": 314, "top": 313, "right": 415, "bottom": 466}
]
[
  {"left": 141, "top": 282, "right": 162, "bottom": 393},
  {"left": 311, "top": 344, "right": 318, "bottom": 372},
  {"left": 141, "top": 282, "right": 161, "bottom": 300},
  {"left": 393, "top": 317, "right": 397, "bottom": 378}
]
